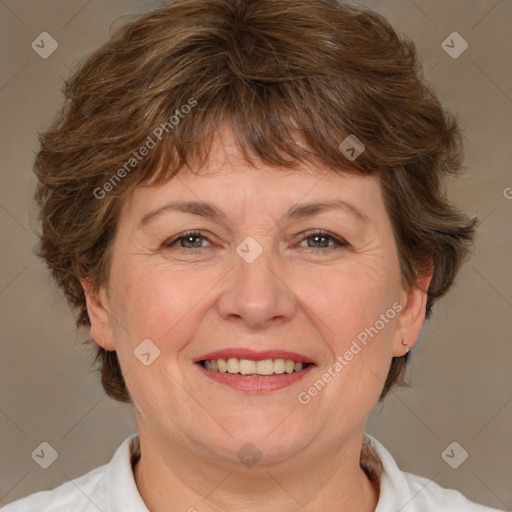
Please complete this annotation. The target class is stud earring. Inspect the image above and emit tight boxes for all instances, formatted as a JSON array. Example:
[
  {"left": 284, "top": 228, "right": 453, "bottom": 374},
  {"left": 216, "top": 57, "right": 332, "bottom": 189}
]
[{"left": 402, "top": 339, "right": 409, "bottom": 354}]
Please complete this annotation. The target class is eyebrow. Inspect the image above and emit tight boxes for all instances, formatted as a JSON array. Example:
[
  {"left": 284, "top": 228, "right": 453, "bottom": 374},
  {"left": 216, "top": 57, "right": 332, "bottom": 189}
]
[{"left": 138, "top": 199, "right": 370, "bottom": 227}]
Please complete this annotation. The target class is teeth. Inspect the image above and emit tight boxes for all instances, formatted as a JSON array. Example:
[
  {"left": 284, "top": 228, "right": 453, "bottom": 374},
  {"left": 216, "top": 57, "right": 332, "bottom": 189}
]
[
  {"left": 273, "top": 358, "right": 285, "bottom": 374},
  {"left": 201, "top": 357, "right": 308, "bottom": 376},
  {"left": 217, "top": 358, "right": 228, "bottom": 373},
  {"left": 227, "top": 358, "right": 239, "bottom": 374},
  {"left": 239, "top": 359, "right": 256, "bottom": 375}
]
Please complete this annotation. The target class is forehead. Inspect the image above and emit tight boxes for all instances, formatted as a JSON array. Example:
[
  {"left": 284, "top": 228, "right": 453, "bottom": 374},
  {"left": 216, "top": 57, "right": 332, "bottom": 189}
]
[
  {"left": 126, "top": 164, "right": 381, "bottom": 223},
  {"left": 121, "top": 127, "right": 384, "bottom": 225}
]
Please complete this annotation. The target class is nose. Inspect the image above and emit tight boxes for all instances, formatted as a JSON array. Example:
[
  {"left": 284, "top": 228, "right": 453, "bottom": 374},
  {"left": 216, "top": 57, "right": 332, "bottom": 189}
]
[{"left": 216, "top": 243, "right": 298, "bottom": 330}]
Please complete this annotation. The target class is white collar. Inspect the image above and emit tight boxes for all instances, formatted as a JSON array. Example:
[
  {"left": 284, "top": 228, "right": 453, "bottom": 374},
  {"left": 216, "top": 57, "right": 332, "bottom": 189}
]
[{"left": 103, "top": 432, "right": 441, "bottom": 511}]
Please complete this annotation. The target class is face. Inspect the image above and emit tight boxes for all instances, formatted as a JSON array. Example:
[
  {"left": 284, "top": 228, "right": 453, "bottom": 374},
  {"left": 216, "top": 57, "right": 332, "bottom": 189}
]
[{"left": 85, "top": 130, "right": 429, "bottom": 468}]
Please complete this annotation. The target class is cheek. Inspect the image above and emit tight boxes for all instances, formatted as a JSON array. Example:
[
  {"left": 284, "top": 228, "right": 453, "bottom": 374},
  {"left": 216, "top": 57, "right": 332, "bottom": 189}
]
[
  {"left": 107, "top": 265, "right": 209, "bottom": 407},
  {"left": 303, "top": 262, "right": 398, "bottom": 343},
  {"left": 110, "top": 259, "right": 229, "bottom": 356},
  {"left": 330, "top": 271, "right": 399, "bottom": 392}
]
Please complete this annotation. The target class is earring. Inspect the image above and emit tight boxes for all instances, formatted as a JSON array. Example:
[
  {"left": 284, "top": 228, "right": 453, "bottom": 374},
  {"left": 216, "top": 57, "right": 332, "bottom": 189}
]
[{"left": 402, "top": 339, "right": 409, "bottom": 355}]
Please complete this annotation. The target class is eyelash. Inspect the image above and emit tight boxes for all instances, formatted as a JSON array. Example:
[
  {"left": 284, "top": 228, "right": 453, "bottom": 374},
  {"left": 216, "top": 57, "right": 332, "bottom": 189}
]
[{"left": 163, "top": 230, "right": 348, "bottom": 252}]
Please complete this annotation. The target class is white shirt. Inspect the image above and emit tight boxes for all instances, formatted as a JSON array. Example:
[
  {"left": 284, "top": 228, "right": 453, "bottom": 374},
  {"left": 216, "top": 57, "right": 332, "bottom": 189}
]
[{"left": 1, "top": 433, "right": 503, "bottom": 511}]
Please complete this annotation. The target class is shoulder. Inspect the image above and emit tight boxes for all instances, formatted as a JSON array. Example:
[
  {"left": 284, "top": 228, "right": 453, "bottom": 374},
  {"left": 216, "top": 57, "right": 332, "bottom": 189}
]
[
  {"left": 401, "top": 471, "right": 504, "bottom": 512},
  {"left": 364, "top": 434, "right": 505, "bottom": 512},
  {"left": 2, "top": 433, "right": 142, "bottom": 512},
  {"left": 0, "top": 464, "right": 108, "bottom": 512}
]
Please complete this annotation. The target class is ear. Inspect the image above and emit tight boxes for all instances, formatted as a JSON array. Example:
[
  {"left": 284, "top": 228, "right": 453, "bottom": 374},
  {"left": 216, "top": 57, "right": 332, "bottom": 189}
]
[
  {"left": 80, "top": 278, "right": 116, "bottom": 351},
  {"left": 392, "top": 263, "right": 433, "bottom": 357}
]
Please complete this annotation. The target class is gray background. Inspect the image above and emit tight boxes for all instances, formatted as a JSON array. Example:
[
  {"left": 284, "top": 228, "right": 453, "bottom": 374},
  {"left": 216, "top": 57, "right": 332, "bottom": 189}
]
[{"left": 0, "top": 0, "right": 511, "bottom": 509}]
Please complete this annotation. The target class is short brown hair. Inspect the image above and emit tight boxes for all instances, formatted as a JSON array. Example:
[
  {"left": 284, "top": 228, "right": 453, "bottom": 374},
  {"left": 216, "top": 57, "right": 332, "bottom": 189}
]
[{"left": 33, "top": 0, "right": 477, "bottom": 403}]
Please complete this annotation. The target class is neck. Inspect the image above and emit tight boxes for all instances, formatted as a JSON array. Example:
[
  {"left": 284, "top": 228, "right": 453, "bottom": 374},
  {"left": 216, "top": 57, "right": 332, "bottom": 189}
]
[{"left": 132, "top": 429, "right": 380, "bottom": 512}]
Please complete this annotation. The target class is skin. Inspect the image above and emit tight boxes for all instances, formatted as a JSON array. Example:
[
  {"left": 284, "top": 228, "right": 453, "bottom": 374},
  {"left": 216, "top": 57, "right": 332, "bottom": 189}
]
[{"left": 82, "top": 128, "right": 432, "bottom": 512}]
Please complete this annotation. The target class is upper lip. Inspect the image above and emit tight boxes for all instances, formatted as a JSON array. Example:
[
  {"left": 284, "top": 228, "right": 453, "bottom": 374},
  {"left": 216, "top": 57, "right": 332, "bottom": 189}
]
[{"left": 194, "top": 348, "right": 315, "bottom": 365}]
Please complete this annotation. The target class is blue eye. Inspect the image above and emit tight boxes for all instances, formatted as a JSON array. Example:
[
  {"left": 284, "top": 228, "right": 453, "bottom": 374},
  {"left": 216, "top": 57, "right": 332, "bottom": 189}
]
[
  {"left": 298, "top": 231, "right": 348, "bottom": 250},
  {"left": 165, "top": 231, "right": 210, "bottom": 250},
  {"left": 163, "top": 230, "right": 348, "bottom": 252}
]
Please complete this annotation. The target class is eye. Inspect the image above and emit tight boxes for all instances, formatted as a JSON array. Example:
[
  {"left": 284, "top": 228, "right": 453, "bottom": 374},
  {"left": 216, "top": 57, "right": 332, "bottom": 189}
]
[
  {"left": 297, "top": 230, "right": 348, "bottom": 250},
  {"left": 163, "top": 230, "right": 211, "bottom": 250},
  {"left": 162, "top": 229, "right": 348, "bottom": 253}
]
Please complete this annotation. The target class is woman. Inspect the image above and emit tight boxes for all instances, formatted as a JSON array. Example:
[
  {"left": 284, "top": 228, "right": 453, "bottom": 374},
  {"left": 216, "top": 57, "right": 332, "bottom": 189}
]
[{"left": 3, "top": 0, "right": 503, "bottom": 510}]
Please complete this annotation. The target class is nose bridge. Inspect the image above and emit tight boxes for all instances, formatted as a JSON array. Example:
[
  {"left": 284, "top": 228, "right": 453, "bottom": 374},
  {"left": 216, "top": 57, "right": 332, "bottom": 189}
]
[{"left": 216, "top": 236, "right": 297, "bottom": 328}]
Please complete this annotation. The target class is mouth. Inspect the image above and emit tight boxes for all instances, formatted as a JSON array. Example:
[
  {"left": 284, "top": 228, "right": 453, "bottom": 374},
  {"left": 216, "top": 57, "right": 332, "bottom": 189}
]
[
  {"left": 199, "top": 357, "right": 311, "bottom": 376},
  {"left": 194, "top": 349, "right": 315, "bottom": 392}
]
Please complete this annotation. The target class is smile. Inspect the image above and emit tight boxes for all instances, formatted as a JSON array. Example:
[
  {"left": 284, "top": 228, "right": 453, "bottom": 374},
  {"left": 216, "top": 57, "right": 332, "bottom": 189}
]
[
  {"left": 195, "top": 359, "right": 314, "bottom": 393},
  {"left": 200, "top": 357, "right": 310, "bottom": 376}
]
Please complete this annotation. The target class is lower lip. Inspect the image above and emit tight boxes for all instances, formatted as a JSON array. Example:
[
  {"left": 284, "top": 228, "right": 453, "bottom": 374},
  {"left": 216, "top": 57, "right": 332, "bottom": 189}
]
[{"left": 195, "top": 363, "right": 314, "bottom": 392}]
